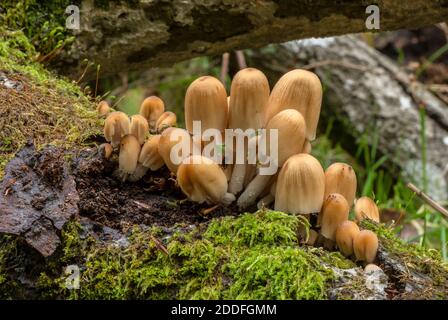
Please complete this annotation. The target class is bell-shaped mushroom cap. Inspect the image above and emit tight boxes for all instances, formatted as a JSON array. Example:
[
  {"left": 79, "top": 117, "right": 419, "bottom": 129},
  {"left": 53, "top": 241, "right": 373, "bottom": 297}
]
[
  {"left": 103, "top": 111, "right": 131, "bottom": 148},
  {"left": 118, "top": 134, "right": 141, "bottom": 180},
  {"left": 156, "top": 111, "right": 177, "bottom": 132},
  {"left": 228, "top": 68, "right": 270, "bottom": 130},
  {"left": 139, "top": 96, "right": 165, "bottom": 129},
  {"left": 265, "top": 69, "right": 322, "bottom": 141},
  {"left": 353, "top": 230, "right": 379, "bottom": 263},
  {"left": 184, "top": 76, "right": 228, "bottom": 134},
  {"left": 354, "top": 196, "right": 380, "bottom": 223},
  {"left": 177, "top": 155, "right": 235, "bottom": 205},
  {"left": 262, "top": 109, "right": 306, "bottom": 167},
  {"left": 158, "top": 127, "right": 196, "bottom": 174},
  {"left": 335, "top": 220, "right": 360, "bottom": 257},
  {"left": 320, "top": 193, "right": 349, "bottom": 241},
  {"left": 97, "top": 100, "right": 110, "bottom": 116},
  {"left": 274, "top": 154, "right": 325, "bottom": 214},
  {"left": 139, "top": 135, "right": 164, "bottom": 171},
  {"left": 130, "top": 114, "right": 149, "bottom": 145},
  {"left": 324, "top": 162, "right": 357, "bottom": 207}
]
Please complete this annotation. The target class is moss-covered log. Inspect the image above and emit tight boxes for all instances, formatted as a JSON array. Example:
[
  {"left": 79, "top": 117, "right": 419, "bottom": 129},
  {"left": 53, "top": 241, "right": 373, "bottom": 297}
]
[{"left": 35, "top": 0, "right": 448, "bottom": 79}]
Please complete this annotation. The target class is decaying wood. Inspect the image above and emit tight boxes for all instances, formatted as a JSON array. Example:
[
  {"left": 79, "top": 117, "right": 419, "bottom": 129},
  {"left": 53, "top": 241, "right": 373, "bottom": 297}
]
[
  {"left": 248, "top": 35, "right": 448, "bottom": 201},
  {"left": 55, "top": 0, "right": 448, "bottom": 80}
]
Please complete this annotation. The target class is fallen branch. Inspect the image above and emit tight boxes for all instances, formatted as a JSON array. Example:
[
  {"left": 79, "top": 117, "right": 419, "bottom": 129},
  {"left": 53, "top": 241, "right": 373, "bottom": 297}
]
[{"left": 407, "top": 183, "right": 448, "bottom": 219}]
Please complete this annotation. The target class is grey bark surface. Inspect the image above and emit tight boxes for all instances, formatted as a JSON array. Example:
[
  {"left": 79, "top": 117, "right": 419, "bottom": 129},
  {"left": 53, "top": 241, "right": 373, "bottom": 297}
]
[
  {"left": 58, "top": 0, "right": 448, "bottom": 79},
  {"left": 249, "top": 35, "right": 448, "bottom": 200}
]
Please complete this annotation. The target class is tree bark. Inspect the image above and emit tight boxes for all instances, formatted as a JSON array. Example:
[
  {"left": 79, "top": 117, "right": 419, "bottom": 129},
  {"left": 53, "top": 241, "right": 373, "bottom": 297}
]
[
  {"left": 248, "top": 35, "right": 448, "bottom": 200},
  {"left": 57, "top": 0, "right": 448, "bottom": 79}
]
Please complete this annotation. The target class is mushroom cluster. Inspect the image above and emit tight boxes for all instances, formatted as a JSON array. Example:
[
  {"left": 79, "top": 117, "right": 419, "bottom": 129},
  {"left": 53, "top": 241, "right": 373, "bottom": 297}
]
[{"left": 97, "top": 68, "right": 382, "bottom": 265}]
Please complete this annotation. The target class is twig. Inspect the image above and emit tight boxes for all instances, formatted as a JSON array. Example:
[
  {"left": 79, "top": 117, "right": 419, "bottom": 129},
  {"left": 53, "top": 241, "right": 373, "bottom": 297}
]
[
  {"left": 406, "top": 183, "right": 448, "bottom": 219},
  {"left": 220, "top": 52, "right": 230, "bottom": 84},
  {"left": 235, "top": 50, "right": 247, "bottom": 69},
  {"left": 149, "top": 235, "right": 169, "bottom": 255}
]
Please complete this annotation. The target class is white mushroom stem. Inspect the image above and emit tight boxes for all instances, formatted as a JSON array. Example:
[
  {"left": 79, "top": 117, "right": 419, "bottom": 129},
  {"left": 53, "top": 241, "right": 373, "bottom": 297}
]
[
  {"left": 257, "top": 193, "right": 274, "bottom": 209},
  {"left": 128, "top": 163, "right": 149, "bottom": 182},
  {"left": 221, "top": 193, "right": 236, "bottom": 206},
  {"left": 228, "top": 163, "right": 246, "bottom": 194},
  {"left": 237, "top": 174, "right": 272, "bottom": 209}
]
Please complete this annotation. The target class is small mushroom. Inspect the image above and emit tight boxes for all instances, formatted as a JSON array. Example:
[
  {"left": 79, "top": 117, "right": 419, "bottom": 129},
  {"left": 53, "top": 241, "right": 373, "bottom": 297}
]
[
  {"left": 320, "top": 193, "right": 349, "bottom": 241},
  {"left": 99, "top": 143, "right": 113, "bottom": 159},
  {"left": 237, "top": 109, "right": 306, "bottom": 209},
  {"left": 353, "top": 230, "right": 379, "bottom": 263},
  {"left": 354, "top": 196, "right": 380, "bottom": 223},
  {"left": 129, "top": 135, "right": 164, "bottom": 182},
  {"left": 103, "top": 111, "right": 131, "bottom": 148},
  {"left": 184, "top": 76, "right": 228, "bottom": 135},
  {"left": 324, "top": 162, "right": 357, "bottom": 208},
  {"left": 158, "top": 127, "right": 197, "bottom": 174},
  {"left": 177, "top": 155, "right": 235, "bottom": 205},
  {"left": 97, "top": 100, "right": 110, "bottom": 117},
  {"left": 130, "top": 114, "right": 149, "bottom": 145},
  {"left": 364, "top": 264, "right": 382, "bottom": 274},
  {"left": 274, "top": 153, "right": 325, "bottom": 214},
  {"left": 335, "top": 220, "right": 360, "bottom": 257},
  {"left": 156, "top": 111, "right": 177, "bottom": 132},
  {"left": 227, "top": 68, "right": 270, "bottom": 194},
  {"left": 139, "top": 96, "right": 165, "bottom": 130},
  {"left": 116, "top": 134, "right": 140, "bottom": 182},
  {"left": 265, "top": 69, "right": 322, "bottom": 141}
]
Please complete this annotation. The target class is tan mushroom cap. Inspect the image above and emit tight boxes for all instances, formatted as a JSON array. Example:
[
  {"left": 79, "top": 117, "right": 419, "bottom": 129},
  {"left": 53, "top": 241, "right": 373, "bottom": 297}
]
[
  {"left": 139, "top": 135, "right": 164, "bottom": 171},
  {"left": 177, "top": 155, "right": 234, "bottom": 205},
  {"left": 324, "top": 162, "right": 357, "bottom": 208},
  {"left": 320, "top": 193, "right": 350, "bottom": 241},
  {"left": 274, "top": 154, "right": 325, "bottom": 214},
  {"left": 353, "top": 230, "right": 379, "bottom": 263},
  {"left": 130, "top": 114, "right": 149, "bottom": 145},
  {"left": 118, "top": 134, "right": 141, "bottom": 180},
  {"left": 156, "top": 111, "right": 177, "bottom": 132},
  {"left": 228, "top": 68, "right": 270, "bottom": 130},
  {"left": 262, "top": 109, "right": 306, "bottom": 167},
  {"left": 335, "top": 220, "right": 360, "bottom": 257},
  {"left": 158, "top": 127, "right": 196, "bottom": 174},
  {"left": 184, "top": 76, "right": 228, "bottom": 134},
  {"left": 103, "top": 111, "right": 131, "bottom": 148},
  {"left": 265, "top": 69, "right": 322, "bottom": 141},
  {"left": 139, "top": 96, "right": 165, "bottom": 129},
  {"left": 97, "top": 100, "right": 110, "bottom": 116},
  {"left": 354, "top": 196, "right": 380, "bottom": 223}
]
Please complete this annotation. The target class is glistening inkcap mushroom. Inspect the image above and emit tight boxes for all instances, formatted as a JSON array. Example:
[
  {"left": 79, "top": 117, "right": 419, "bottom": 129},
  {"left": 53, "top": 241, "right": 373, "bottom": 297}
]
[
  {"left": 228, "top": 68, "right": 270, "bottom": 194},
  {"left": 103, "top": 111, "right": 131, "bottom": 148},
  {"left": 324, "top": 162, "right": 357, "bottom": 208},
  {"left": 139, "top": 96, "right": 165, "bottom": 130},
  {"left": 116, "top": 134, "right": 141, "bottom": 182},
  {"left": 265, "top": 69, "right": 322, "bottom": 143},
  {"left": 237, "top": 109, "right": 306, "bottom": 209},
  {"left": 335, "top": 220, "right": 360, "bottom": 257},
  {"left": 274, "top": 153, "right": 325, "bottom": 215},
  {"left": 354, "top": 196, "right": 380, "bottom": 223},
  {"left": 129, "top": 134, "right": 165, "bottom": 181},
  {"left": 156, "top": 111, "right": 177, "bottom": 133},
  {"left": 97, "top": 100, "right": 110, "bottom": 117},
  {"left": 320, "top": 193, "right": 349, "bottom": 241},
  {"left": 130, "top": 114, "right": 149, "bottom": 145},
  {"left": 177, "top": 155, "right": 235, "bottom": 206},
  {"left": 353, "top": 230, "right": 379, "bottom": 263}
]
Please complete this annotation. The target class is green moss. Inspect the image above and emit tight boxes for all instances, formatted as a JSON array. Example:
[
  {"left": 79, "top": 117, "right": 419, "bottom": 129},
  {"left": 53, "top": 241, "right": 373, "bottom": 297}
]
[
  {"left": 0, "top": 27, "right": 102, "bottom": 179},
  {"left": 362, "top": 219, "right": 448, "bottom": 286}
]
